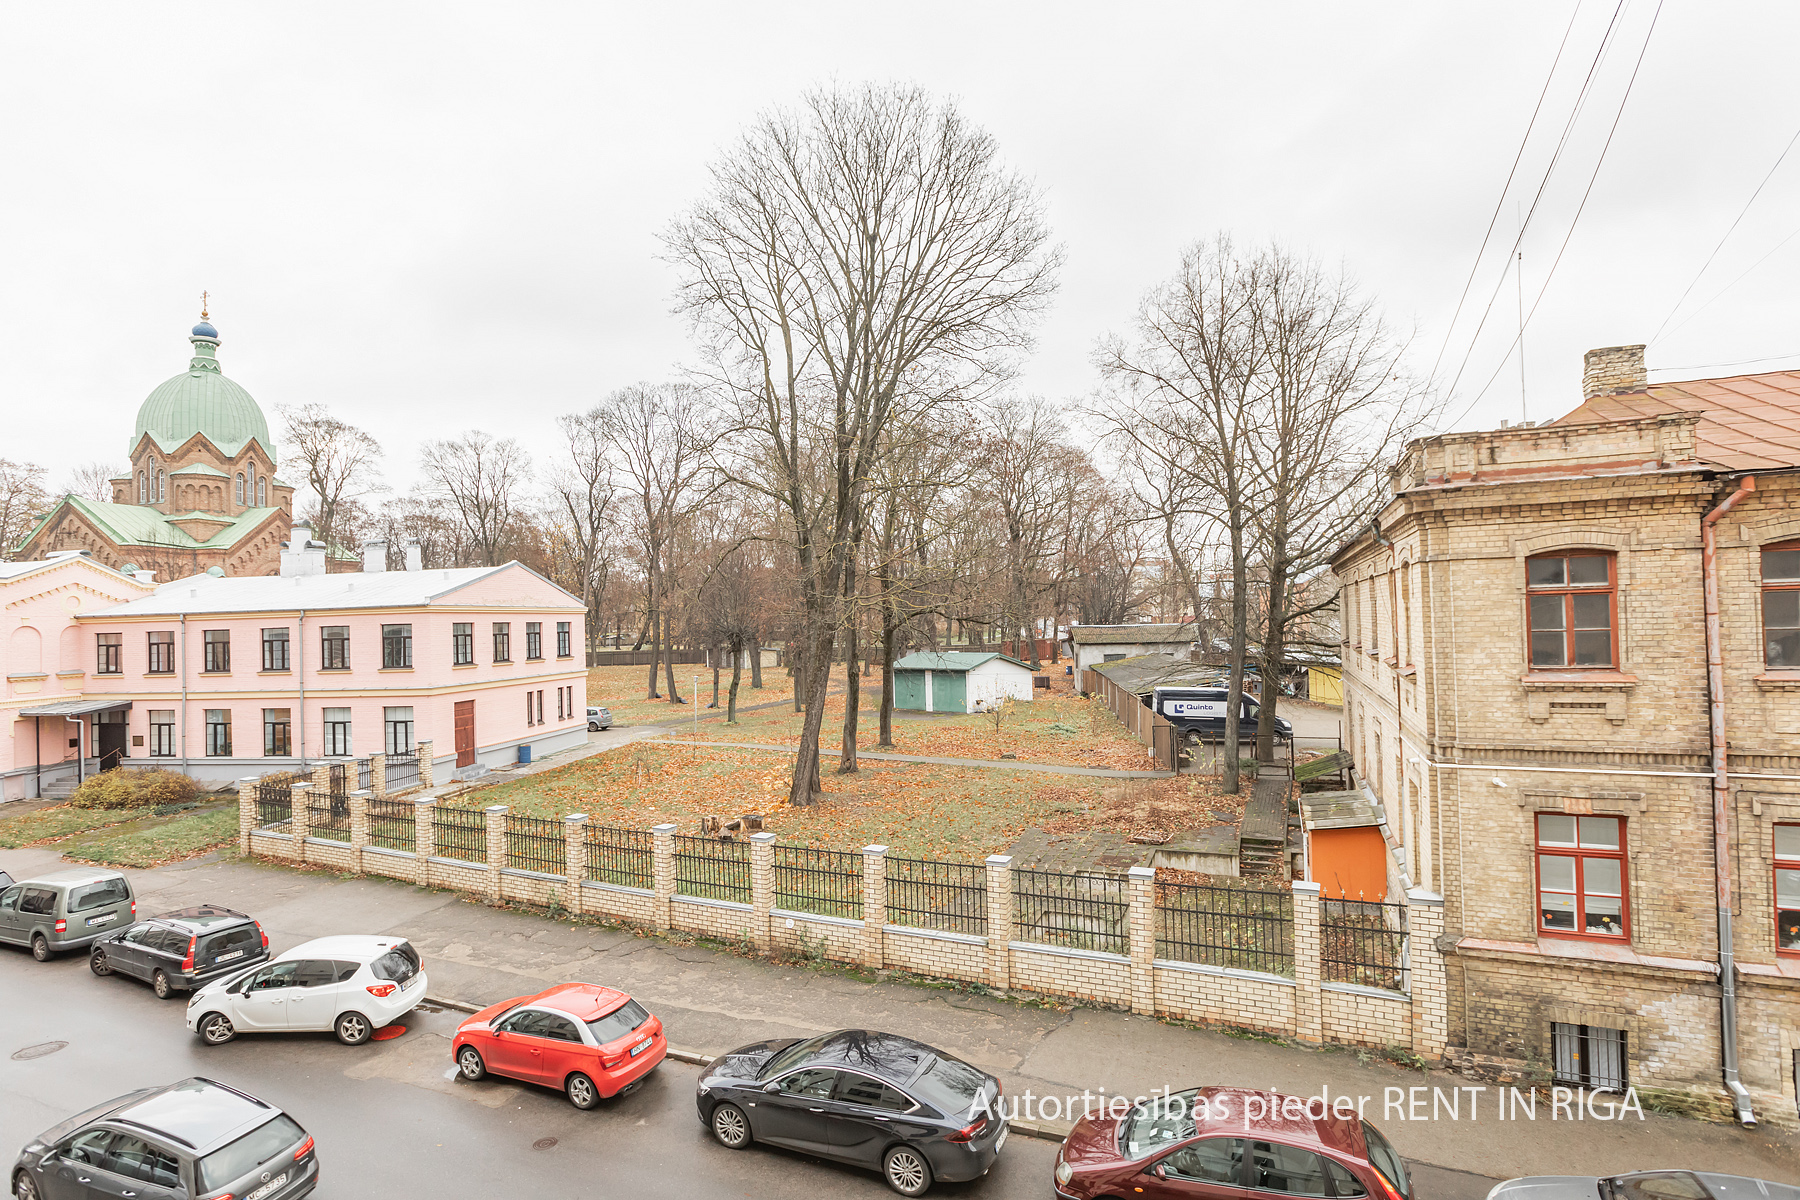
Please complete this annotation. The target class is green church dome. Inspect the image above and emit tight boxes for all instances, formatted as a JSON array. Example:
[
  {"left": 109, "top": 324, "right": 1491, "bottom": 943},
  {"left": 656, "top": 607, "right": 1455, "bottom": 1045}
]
[{"left": 130, "top": 322, "right": 275, "bottom": 464}]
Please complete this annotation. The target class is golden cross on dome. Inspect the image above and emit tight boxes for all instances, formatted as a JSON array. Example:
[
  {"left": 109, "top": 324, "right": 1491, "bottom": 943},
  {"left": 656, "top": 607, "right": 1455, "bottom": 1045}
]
[{"left": 200, "top": 291, "right": 210, "bottom": 320}]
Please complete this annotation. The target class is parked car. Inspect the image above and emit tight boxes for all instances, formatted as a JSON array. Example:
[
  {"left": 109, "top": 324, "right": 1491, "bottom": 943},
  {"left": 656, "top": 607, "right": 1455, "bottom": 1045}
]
[
  {"left": 587, "top": 706, "right": 612, "bottom": 731},
  {"left": 0, "top": 869, "right": 14, "bottom": 890},
  {"left": 90, "top": 905, "right": 270, "bottom": 999},
  {"left": 453, "top": 982, "right": 666, "bottom": 1109},
  {"left": 1489, "top": 1172, "right": 1800, "bottom": 1200},
  {"left": 185, "top": 934, "right": 426, "bottom": 1046},
  {"left": 10, "top": 1076, "right": 317, "bottom": 1200},
  {"left": 1054, "top": 1086, "right": 1410, "bottom": 1200},
  {"left": 1151, "top": 687, "right": 1293, "bottom": 743},
  {"left": 695, "top": 1029, "right": 1006, "bottom": 1197},
  {"left": 0, "top": 867, "right": 135, "bottom": 961}
]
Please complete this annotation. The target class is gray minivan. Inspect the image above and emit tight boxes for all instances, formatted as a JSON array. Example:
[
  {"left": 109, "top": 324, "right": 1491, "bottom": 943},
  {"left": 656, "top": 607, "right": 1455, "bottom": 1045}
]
[{"left": 0, "top": 868, "right": 136, "bottom": 961}]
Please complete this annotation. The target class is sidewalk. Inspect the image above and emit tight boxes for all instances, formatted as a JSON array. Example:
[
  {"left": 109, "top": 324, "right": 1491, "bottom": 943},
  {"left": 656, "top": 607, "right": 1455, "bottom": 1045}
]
[{"left": 19, "top": 842, "right": 1791, "bottom": 1185}]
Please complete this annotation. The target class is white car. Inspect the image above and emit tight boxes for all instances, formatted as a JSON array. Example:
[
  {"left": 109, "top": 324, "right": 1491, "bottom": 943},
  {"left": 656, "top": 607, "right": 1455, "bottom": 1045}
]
[{"left": 185, "top": 935, "right": 427, "bottom": 1046}]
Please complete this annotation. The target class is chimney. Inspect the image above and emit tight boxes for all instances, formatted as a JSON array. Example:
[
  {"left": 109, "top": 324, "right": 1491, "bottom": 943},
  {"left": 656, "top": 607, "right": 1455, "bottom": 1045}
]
[
  {"left": 1582, "top": 344, "right": 1647, "bottom": 398},
  {"left": 404, "top": 539, "right": 423, "bottom": 572},
  {"left": 362, "top": 539, "right": 389, "bottom": 574},
  {"left": 280, "top": 521, "right": 327, "bottom": 578},
  {"left": 132, "top": 569, "right": 156, "bottom": 584}
]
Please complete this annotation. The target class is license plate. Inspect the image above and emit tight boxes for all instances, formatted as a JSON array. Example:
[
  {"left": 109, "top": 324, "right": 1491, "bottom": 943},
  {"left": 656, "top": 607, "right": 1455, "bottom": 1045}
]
[
  {"left": 246, "top": 1172, "right": 287, "bottom": 1200},
  {"left": 995, "top": 1126, "right": 1008, "bottom": 1153},
  {"left": 86, "top": 913, "right": 117, "bottom": 927},
  {"left": 216, "top": 949, "right": 244, "bottom": 963},
  {"left": 629, "top": 1037, "right": 653, "bottom": 1057}
]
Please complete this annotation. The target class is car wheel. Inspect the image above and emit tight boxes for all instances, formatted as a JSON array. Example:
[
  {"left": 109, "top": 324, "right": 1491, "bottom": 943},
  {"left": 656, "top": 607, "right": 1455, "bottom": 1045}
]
[
  {"left": 710, "top": 1103, "right": 752, "bottom": 1149},
  {"left": 335, "top": 1011, "right": 373, "bottom": 1045},
  {"left": 199, "top": 1013, "right": 236, "bottom": 1045},
  {"left": 152, "top": 969, "right": 175, "bottom": 1000},
  {"left": 565, "top": 1072, "right": 601, "bottom": 1110},
  {"left": 30, "top": 935, "right": 51, "bottom": 962},
  {"left": 883, "top": 1146, "right": 933, "bottom": 1197},
  {"left": 89, "top": 949, "right": 113, "bottom": 977},
  {"left": 14, "top": 1169, "right": 41, "bottom": 1200},
  {"left": 457, "top": 1046, "right": 486, "bottom": 1080}
]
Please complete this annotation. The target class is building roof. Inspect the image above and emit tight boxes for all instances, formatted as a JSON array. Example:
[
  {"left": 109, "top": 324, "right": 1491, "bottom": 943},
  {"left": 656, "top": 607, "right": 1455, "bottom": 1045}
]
[
  {"left": 17, "top": 496, "right": 284, "bottom": 552},
  {"left": 1068, "top": 623, "right": 1197, "bottom": 646},
  {"left": 85, "top": 560, "right": 582, "bottom": 617},
  {"left": 132, "top": 322, "right": 274, "bottom": 463},
  {"left": 891, "top": 650, "right": 1031, "bottom": 672},
  {"left": 0, "top": 552, "right": 144, "bottom": 586},
  {"left": 169, "top": 463, "right": 231, "bottom": 478},
  {"left": 1553, "top": 369, "right": 1800, "bottom": 471},
  {"left": 1092, "top": 654, "right": 1222, "bottom": 695}
]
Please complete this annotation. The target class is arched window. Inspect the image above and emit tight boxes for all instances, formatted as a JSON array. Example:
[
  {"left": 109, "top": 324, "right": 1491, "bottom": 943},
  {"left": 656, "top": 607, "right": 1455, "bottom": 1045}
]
[
  {"left": 157, "top": 470, "right": 166, "bottom": 502},
  {"left": 137, "top": 471, "right": 146, "bottom": 503},
  {"left": 236, "top": 473, "right": 245, "bottom": 504},
  {"left": 257, "top": 478, "right": 266, "bottom": 506}
]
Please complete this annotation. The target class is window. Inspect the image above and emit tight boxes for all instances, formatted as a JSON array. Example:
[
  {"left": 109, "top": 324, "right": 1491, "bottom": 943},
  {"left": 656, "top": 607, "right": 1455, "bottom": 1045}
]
[
  {"left": 585, "top": 998, "right": 649, "bottom": 1043},
  {"left": 1551, "top": 1022, "right": 1628, "bottom": 1091},
  {"left": 264, "top": 708, "right": 292, "bottom": 756},
  {"left": 1763, "top": 541, "right": 1800, "bottom": 668},
  {"left": 453, "top": 622, "right": 474, "bottom": 665},
  {"left": 235, "top": 472, "right": 245, "bottom": 504},
  {"left": 382, "top": 623, "right": 412, "bottom": 668},
  {"left": 1536, "top": 814, "right": 1627, "bottom": 939},
  {"left": 147, "top": 630, "right": 174, "bottom": 674},
  {"left": 202, "top": 629, "right": 230, "bottom": 673},
  {"left": 137, "top": 470, "right": 146, "bottom": 503},
  {"left": 103, "top": 1135, "right": 181, "bottom": 1188},
  {"left": 556, "top": 687, "right": 566, "bottom": 720},
  {"left": 157, "top": 469, "right": 165, "bottom": 502},
  {"left": 526, "top": 690, "right": 536, "bottom": 727},
  {"left": 384, "top": 706, "right": 414, "bottom": 755},
  {"left": 96, "top": 632, "right": 122, "bottom": 674},
  {"left": 1367, "top": 578, "right": 1378, "bottom": 654},
  {"left": 1360, "top": 1122, "right": 1410, "bottom": 1199},
  {"left": 1526, "top": 552, "right": 1615, "bottom": 668},
  {"left": 258, "top": 478, "right": 266, "bottom": 505},
  {"left": 205, "top": 709, "right": 232, "bottom": 756},
  {"left": 320, "top": 625, "right": 349, "bottom": 669},
  {"left": 537, "top": 690, "right": 545, "bottom": 726},
  {"left": 67, "top": 876, "right": 129, "bottom": 911},
  {"left": 1163, "top": 1139, "right": 1245, "bottom": 1185},
  {"left": 493, "top": 622, "right": 511, "bottom": 662},
  {"left": 323, "top": 707, "right": 352, "bottom": 757},
  {"left": 557, "top": 621, "right": 571, "bottom": 657},
  {"left": 1246, "top": 1140, "right": 1331, "bottom": 1196},
  {"left": 148, "top": 710, "right": 175, "bottom": 757},
  {"left": 61, "top": 1128, "right": 114, "bottom": 1167},
  {"left": 197, "top": 1115, "right": 307, "bottom": 1194},
  {"left": 1400, "top": 562, "right": 1412, "bottom": 665},
  {"left": 262, "top": 627, "right": 289, "bottom": 671},
  {"left": 1776, "top": 824, "right": 1800, "bottom": 955},
  {"left": 526, "top": 621, "right": 542, "bottom": 659},
  {"left": 836, "top": 1073, "right": 913, "bottom": 1112},
  {"left": 775, "top": 1068, "right": 840, "bottom": 1099}
]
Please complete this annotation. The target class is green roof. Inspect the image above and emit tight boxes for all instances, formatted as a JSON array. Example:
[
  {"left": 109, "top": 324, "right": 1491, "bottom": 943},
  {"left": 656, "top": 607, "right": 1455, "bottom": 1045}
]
[
  {"left": 17, "top": 497, "right": 284, "bottom": 553},
  {"left": 892, "top": 651, "right": 1032, "bottom": 672},
  {"left": 131, "top": 325, "right": 274, "bottom": 464}
]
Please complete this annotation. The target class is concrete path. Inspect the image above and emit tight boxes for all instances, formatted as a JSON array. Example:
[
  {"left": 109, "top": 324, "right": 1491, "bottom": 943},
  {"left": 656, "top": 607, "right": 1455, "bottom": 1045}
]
[{"left": 664, "top": 739, "right": 1172, "bottom": 779}]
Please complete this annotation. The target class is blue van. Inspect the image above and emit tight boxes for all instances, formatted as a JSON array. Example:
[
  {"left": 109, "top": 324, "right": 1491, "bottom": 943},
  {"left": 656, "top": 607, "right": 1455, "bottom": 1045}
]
[{"left": 1151, "top": 687, "right": 1293, "bottom": 741}]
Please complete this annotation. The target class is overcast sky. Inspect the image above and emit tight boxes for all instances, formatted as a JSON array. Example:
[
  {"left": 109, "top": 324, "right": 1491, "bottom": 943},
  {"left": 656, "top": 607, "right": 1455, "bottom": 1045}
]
[{"left": 5, "top": 1, "right": 1798, "bottom": 498}]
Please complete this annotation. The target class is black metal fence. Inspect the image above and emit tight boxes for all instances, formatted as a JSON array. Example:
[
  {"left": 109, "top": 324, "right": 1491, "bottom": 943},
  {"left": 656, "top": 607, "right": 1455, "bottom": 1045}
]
[
  {"left": 384, "top": 749, "right": 421, "bottom": 793},
  {"left": 886, "top": 856, "right": 987, "bottom": 937},
  {"left": 674, "top": 834, "right": 751, "bottom": 903},
  {"left": 255, "top": 783, "right": 291, "bottom": 828},
  {"left": 1155, "top": 879, "right": 1294, "bottom": 976},
  {"left": 585, "top": 825, "right": 653, "bottom": 890},
  {"left": 367, "top": 797, "right": 415, "bottom": 852},
  {"left": 506, "top": 813, "right": 565, "bottom": 874},
  {"left": 1321, "top": 898, "right": 1409, "bottom": 992},
  {"left": 1012, "top": 867, "right": 1130, "bottom": 955},
  {"left": 433, "top": 802, "right": 488, "bottom": 863},
  {"left": 308, "top": 790, "right": 351, "bottom": 841},
  {"left": 772, "top": 846, "right": 862, "bottom": 919}
]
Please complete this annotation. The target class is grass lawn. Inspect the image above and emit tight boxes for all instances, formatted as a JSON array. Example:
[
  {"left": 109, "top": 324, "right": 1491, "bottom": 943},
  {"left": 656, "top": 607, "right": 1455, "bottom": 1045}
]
[
  {"left": 0, "top": 804, "right": 138, "bottom": 848},
  {"left": 587, "top": 663, "right": 797, "bottom": 728},
  {"left": 59, "top": 804, "right": 238, "bottom": 868}
]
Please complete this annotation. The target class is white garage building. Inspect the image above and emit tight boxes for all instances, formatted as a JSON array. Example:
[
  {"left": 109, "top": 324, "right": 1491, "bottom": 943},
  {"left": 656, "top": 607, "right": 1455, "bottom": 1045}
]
[{"left": 891, "top": 651, "right": 1035, "bottom": 713}]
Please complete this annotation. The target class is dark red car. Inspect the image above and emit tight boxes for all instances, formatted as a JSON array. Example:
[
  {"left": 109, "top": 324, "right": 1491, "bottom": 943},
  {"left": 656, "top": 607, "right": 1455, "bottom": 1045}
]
[
  {"left": 451, "top": 983, "right": 666, "bottom": 1109},
  {"left": 1054, "top": 1086, "right": 1413, "bottom": 1200}
]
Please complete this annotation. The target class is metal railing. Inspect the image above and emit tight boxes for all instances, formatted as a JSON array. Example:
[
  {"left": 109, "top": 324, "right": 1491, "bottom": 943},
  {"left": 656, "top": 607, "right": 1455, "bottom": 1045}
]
[
  {"left": 673, "top": 834, "right": 751, "bottom": 904},
  {"left": 1012, "top": 867, "right": 1130, "bottom": 955},
  {"left": 308, "top": 791, "right": 350, "bottom": 842},
  {"left": 432, "top": 803, "right": 488, "bottom": 863},
  {"left": 1155, "top": 879, "right": 1294, "bottom": 976},
  {"left": 1320, "top": 898, "right": 1409, "bottom": 992},
  {"left": 385, "top": 748, "right": 421, "bottom": 793},
  {"left": 255, "top": 783, "right": 291, "bottom": 829},
  {"left": 367, "top": 797, "right": 415, "bottom": 852},
  {"left": 885, "top": 856, "right": 987, "bottom": 937},
  {"left": 772, "top": 846, "right": 862, "bottom": 920},
  {"left": 506, "top": 813, "right": 565, "bottom": 874},
  {"left": 584, "top": 825, "right": 653, "bottom": 890}
]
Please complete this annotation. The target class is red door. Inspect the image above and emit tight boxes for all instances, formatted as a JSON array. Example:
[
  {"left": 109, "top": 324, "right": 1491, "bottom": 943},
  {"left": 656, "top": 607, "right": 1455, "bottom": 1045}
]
[{"left": 454, "top": 700, "right": 475, "bottom": 767}]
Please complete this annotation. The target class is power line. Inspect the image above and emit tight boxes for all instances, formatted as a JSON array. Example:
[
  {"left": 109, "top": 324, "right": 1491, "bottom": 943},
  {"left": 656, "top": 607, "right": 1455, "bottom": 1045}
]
[
  {"left": 1658, "top": 216, "right": 1800, "bottom": 345},
  {"left": 1649, "top": 349, "right": 1800, "bottom": 374}
]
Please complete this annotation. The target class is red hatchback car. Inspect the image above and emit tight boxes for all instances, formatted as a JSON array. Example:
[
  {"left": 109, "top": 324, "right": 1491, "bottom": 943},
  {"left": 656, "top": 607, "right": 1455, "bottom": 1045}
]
[
  {"left": 1054, "top": 1086, "right": 1413, "bottom": 1200},
  {"left": 452, "top": 983, "right": 667, "bottom": 1109}
]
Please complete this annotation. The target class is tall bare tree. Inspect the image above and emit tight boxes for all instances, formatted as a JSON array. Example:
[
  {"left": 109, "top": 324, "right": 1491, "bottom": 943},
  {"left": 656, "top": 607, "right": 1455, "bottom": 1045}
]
[
  {"left": 280, "top": 404, "right": 386, "bottom": 553},
  {"left": 418, "top": 431, "right": 531, "bottom": 566},
  {"left": 668, "top": 82, "right": 1059, "bottom": 805},
  {"left": 61, "top": 462, "right": 125, "bottom": 503},
  {"left": 551, "top": 409, "right": 619, "bottom": 656},
  {"left": 0, "top": 458, "right": 50, "bottom": 558}
]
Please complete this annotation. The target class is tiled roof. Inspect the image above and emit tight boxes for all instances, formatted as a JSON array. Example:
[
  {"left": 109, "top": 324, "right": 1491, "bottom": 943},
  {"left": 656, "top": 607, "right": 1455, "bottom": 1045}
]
[
  {"left": 1068, "top": 623, "right": 1197, "bottom": 646},
  {"left": 1553, "top": 369, "right": 1800, "bottom": 470}
]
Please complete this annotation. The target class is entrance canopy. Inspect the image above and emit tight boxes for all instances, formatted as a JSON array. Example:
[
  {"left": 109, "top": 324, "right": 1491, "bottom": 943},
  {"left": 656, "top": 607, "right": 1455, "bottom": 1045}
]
[{"left": 18, "top": 698, "right": 134, "bottom": 718}]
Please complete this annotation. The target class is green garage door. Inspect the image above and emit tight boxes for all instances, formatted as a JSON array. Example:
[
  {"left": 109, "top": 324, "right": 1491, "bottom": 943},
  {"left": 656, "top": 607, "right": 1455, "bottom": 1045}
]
[
  {"left": 931, "top": 670, "right": 966, "bottom": 713},
  {"left": 893, "top": 669, "right": 927, "bottom": 711}
]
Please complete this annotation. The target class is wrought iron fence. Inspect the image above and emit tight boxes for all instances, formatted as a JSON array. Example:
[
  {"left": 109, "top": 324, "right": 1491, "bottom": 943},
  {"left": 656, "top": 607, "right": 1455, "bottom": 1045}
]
[
  {"left": 433, "top": 802, "right": 488, "bottom": 863},
  {"left": 506, "top": 813, "right": 565, "bottom": 874},
  {"left": 1012, "top": 867, "right": 1130, "bottom": 955},
  {"left": 255, "top": 783, "right": 291, "bottom": 828},
  {"left": 1320, "top": 898, "right": 1409, "bottom": 992},
  {"left": 1155, "top": 879, "right": 1294, "bottom": 976},
  {"left": 367, "top": 797, "right": 416, "bottom": 852},
  {"left": 308, "top": 791, "right": 351, "bottom": 841},
  {"left": 585, "top": 825, "right": 653, "bottom": 890},
  {"left": 674, "top": 834, "right": 750, "bottom": 903},
  {"left": 772, "top": 846, "right": 862, "bottom": 919},
  {"left": 885, "top": 856, "right": 987, "bottom": 937},
  {"left": 385, "top": 749, "right": 421, "bottom": 793}
]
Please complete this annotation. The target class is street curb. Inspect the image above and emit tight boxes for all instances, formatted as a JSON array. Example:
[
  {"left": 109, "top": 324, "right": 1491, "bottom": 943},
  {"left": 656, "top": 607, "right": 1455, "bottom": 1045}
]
[{"left": 424, "top": 995, "right": 1065, "bottom": 1141}]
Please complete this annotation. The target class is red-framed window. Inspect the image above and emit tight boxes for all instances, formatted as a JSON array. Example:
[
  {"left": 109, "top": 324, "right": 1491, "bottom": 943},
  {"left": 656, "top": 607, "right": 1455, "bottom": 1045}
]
[
  {"left": 1777, "top": 824, "right": 1800, "bottom": 956},
  {"left": 1764, "top": 541, "right": 1800, "bottom": 668},
  {"left": 1536, "top": 813, "right": 1628, "bottom": 940},
  {"left": 1527, "top": 552, "right": 1617, "bottom": 669}
]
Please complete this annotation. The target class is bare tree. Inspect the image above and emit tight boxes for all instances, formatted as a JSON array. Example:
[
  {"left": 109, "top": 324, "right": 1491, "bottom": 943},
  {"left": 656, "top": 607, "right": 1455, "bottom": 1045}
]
[
  {"left": 551, "top": 409, "right": 618, "bottom": 656},
  {"left": 280, "top": 404, "right": 387, "bottom": 553},
  {"left": 0, "top": 458, "right": 50, "bottom": 558},
  {"left": 668, "top": 82, "right": 1059, "bottom": 804},
  {"left": 418, "top": 431, "right": 531, "bottom": 566},
  {"left": 62, "top": 462, "right": 125, "bottom": 503}
]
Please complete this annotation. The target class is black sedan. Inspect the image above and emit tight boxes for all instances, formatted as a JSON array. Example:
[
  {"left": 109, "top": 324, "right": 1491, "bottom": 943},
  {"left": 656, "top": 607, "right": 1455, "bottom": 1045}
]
[{"left": 695, "top": 1029, "right": 1007, "bottom": 1196}]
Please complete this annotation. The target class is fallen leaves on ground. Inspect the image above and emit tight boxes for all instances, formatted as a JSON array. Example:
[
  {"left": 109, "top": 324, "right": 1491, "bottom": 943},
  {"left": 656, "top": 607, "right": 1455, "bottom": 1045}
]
[
  {"left": 0, "top": 803, "right": 139, "bottom": 848},
  {"left": 1036, "top": 776, "right": 1241, "bottom": 840},
  {"left": 587, "top": 664, "right": 796, "bottom": 727},
  {"left": 59, "top": 805, "right": 238, "bottom": 869}
]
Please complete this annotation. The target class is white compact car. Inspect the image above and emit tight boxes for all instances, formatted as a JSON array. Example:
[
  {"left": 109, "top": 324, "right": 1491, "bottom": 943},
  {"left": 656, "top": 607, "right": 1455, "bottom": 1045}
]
[{"left": 185, "top": 934, "right": 427, "bottom": 1046}]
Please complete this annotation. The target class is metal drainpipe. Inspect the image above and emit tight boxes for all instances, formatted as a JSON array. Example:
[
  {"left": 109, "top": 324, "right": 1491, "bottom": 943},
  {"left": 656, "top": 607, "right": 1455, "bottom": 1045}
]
[
  {"left": 297, "top": 610, "right": 307, "bottom": 769},
  {"left": 1701, "top": 474, "right": 1756, "bottom": 1127},
  {"left": 179, "top": 615, "right": 189, "bottom": 773},
  {"left": 73, "top": 717, "right": 86, "bottom": 788}
]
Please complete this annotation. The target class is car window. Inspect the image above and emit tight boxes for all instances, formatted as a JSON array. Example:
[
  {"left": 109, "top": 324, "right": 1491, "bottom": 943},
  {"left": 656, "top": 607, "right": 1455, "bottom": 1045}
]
[
  {"left": 1165, "top": 1138, "right": 1245, "bottom": 1184},
  {"left": 20, "top": 887, "right": 57, "bottom": 915},
  {"left": 293, "top": 960, "right": 340, "bottom": 988},
  {"left": 122, "top": 924, "right": 152, "bottom": 945},
  {"left": 499, "top": 1010, "right": 548, "bottom": 1036},
  {"left": 586, "top": 999, "right": 650, "bottom": 1045},
  {"left": 67, "top": 877, "right": 130, "bottom": 912},
  {"left": 907, "top": 1052, "right": 989, "bottom": 1116},
  {"left": 369, "top": 942, "right": 420, "bottom": 983},
  {"left": 1248, "top": 1140, "right": 1332, "bottom": 1197},
  {"left": 538, "top": 1015, "right": 582, "bottom": 1042},
  {"left": 1121, "top": 1089, "right": 1200, "bottom": 1158},
  {"left": 334, "top": 960, "right": 361, "bottom": 981},
  {"left": 1359, "top": 1122, "right": 1410, "bottom": 1199},
  {"left": 103, "top": 1134, "right": 182, "bottom": 1187},
  {"left": 154, "top": 929, "right": 191, "bottom": 956},
  {"left": 197, "top": 1115, "right": 305, "bottom": 1192},
  {"left": 1613, "top": 1175, "right": 1710, "bottom": 1200},
  {"left": 250, "top": 961, "right": 302, "bottom": 990},
  {"left": 836, "top": 1073, "right": 912, "bottom": 1112},
  {"left": 62, "top": 1129, "right": 114, "bottom": 1165},
  {"left": 1325, "top": 1160, "right": 1368, "bottom": 1197},
  {"left": 0, "top": 886, "right": 19, "bottom": 912},
  {"left": 758, "top": 1034, "right": 831, "bottom": 1080},
  {"left": 199, "top": 926, "right": 258, "bottom": 958},
  {"left": 775, "top": 1068, "right": 840, "bottom": 1099}
]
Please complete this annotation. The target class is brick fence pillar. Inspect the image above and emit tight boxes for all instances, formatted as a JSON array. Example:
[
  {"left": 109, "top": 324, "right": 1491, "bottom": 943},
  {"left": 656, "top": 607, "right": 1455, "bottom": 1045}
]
[
  {"left": 1406, "top": 888, "right": 1448, "bottom": 1061},
  {"left": 651, "top": 823, "right": 677, "bottom": 931},
  {"left": 565, "top": 813, "right": 589, "bottom": 918},
  {"left": 749, "top": 832, "right": 776, "bottom": 953},
  {"left": 413, "top": 797, "right": 436, "bottom": 887},
  {"left": 985, "top": 854, "right": 1013, "bottom": 991},
  {"left": 370, "top": 753, "right": 387, "bottom": 798},
  {"left": 237, "top": 777, "right": 259, "bottom": 856},
  {"left": 347, "top": 790, "right": 370, "bottom": 874},
  {"left": 1292, "top": 880, "right": 1323, "bottom": 1045},
  {"left": 311, "top": 762, "right": 331, "bottom": 794},
  {"left": 484, "top": 805, "right": 508, "bottom": 902},
  {"left": 862, "top": 845, "right": 887, "bottom": 970},
  {"left": 1127, "top": 865, "right": 1156, "bottom": 1016},
  {"left": 289, "top": 784, "right": 312, "bottom": 864},
  {"left": 417, "top": 739, "right": 435, "bottom": 789}
]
